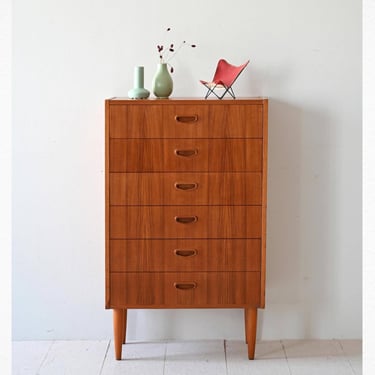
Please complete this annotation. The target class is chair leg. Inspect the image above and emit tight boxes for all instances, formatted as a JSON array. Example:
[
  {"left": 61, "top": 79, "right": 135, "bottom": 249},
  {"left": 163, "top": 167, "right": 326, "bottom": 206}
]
[
  {"left": 205, "top": 84, "right": 220, "bottom": 99},
  {"left": 228, "top": 87, "right": 236, "bottom": 99},
  {"left": 204, "top": 84, "right": 236, "bottom": 100},
  {"left": 218, "top": 88, "right": 230, "bottom": 99},
  {"left": 205, "top": 88, "right": 212, "bottom": 99}
]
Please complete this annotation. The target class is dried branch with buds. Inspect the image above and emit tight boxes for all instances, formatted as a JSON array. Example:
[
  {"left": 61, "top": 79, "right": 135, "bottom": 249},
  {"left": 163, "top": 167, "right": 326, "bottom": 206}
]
[{"left": 157, "top": 27, "right": 196, "bottom": 73}]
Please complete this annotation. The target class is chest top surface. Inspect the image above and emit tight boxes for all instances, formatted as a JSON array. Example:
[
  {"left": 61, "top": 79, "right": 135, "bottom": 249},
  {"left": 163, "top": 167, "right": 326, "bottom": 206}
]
[{"left": 106, "top": 97, "right": 268, "bottom": 104}]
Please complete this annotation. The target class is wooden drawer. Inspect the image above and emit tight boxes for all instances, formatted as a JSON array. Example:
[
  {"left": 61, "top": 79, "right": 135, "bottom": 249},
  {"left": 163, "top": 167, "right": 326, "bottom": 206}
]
[
  {"left": 109, "top": 272, "right": 261, "bottom": 307},
  {"left": 109, "top": 206, "right": 262, "bottom": 239},
  {"left": 109, "top": 172, "right": 262, "bottom": 205},
  {"left": 109, "top": 139, "right": 262, "bottom": 172},
  {"left": 109, "top": 239, "right": 261, "bottom": 272},
  {"left": 109, "top": 104, "right": 263, "bottom": 138}
]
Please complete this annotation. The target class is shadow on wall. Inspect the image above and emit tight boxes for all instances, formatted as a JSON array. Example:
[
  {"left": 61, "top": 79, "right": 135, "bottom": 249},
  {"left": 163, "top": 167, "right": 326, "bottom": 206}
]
[
  {"left": 259, "top": 98, "right": 337, "bottom": 339},
  {"left": 125, "top": 98, "right": 339, "bottom": 341}
]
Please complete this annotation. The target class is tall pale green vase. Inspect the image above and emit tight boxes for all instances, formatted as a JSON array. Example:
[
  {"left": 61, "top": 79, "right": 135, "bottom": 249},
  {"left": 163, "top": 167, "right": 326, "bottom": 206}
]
[
  {"left": 128, "top": 66, "right": 150, "bottom": 99},
  {"left": 152, "top": 63, "right": 173, "bottom": 99}
]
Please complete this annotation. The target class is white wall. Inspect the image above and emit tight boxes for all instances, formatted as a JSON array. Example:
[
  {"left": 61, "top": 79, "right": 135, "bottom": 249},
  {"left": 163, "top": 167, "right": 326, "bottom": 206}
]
[{"left": 12, "top": 0, "right": 361, "bottom": 340}]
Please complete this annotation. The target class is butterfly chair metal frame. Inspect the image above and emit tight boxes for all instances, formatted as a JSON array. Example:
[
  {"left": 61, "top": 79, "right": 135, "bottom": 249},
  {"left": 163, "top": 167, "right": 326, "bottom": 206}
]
[{"left": 200, "top": 59, "right": 250, "bottom": 99}]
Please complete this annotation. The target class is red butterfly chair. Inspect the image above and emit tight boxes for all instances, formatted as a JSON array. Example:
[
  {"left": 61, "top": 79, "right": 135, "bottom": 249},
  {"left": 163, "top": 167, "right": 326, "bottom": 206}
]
[{"left": 200, "top": 59, "right": 250, "bottom": 99}]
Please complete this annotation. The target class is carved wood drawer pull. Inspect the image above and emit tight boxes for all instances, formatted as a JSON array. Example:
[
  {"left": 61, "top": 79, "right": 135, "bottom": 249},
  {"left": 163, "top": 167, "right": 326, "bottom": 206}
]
[
  {"left": 174, "top": 182, "right": 198, "bottom": 191},
  {"left": 174, "top": 216, "right": 198, "bottom": 224},
  {"left": 174, "top": 149, "right": 198, "bottom": 157},
  {"left": 174, "top": 249, "right": 198, "bottom": 257},
  {"left": 175, "top": 115, "right": 198, "bottom": 123},
  {"left": 174, "top": 282, "right": 197, "bottom": 290}
]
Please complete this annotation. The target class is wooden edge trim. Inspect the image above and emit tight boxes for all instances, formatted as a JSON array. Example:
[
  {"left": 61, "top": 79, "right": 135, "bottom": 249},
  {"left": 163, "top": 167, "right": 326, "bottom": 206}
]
[
  {"left": 105, "top": 100, "right": 111, "bottom": 308},
  {"left": 260, "top": 99, "right": 268, "bottom": 308}
]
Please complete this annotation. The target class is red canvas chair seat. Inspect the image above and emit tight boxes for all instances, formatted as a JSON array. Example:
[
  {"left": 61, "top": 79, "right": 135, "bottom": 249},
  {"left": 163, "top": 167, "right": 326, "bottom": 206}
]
[{"left": 200, "top": 59, "right": 249, "bottom": 99}]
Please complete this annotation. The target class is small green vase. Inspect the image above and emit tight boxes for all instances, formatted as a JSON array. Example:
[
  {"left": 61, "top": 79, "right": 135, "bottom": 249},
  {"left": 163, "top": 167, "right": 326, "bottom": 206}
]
[
  {"left": 152, "top": 63, "right": 173, "bottom": 99},
  {"left": 128, "top": 66, "right": 150, "bottom": 99}
]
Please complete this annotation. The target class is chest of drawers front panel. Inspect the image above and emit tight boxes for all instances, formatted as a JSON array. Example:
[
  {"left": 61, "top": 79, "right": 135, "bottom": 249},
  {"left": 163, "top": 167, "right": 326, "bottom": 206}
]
[{"left": 106, "top": 99, "right": 267, "bottom": 309}]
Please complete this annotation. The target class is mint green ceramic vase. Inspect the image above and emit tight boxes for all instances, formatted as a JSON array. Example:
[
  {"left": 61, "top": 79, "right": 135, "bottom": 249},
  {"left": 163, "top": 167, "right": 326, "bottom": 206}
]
[
  {"left": 152, "top": 63, "right": 173, "bottom": 99},
  {"left": 128, "top": 66, "right": 150, "bottom": 99}
]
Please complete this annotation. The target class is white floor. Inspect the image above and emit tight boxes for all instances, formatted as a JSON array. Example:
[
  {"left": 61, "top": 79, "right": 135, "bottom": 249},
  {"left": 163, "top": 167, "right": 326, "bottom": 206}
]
[{"left": 13, "top": 339, "right": 362, "bottom": 375}]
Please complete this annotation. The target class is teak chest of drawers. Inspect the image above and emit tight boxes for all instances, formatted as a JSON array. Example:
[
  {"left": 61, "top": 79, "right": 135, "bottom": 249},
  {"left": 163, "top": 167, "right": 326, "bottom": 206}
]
[{"left": 105, "top": 97, "right": 268, "bottom": 360}]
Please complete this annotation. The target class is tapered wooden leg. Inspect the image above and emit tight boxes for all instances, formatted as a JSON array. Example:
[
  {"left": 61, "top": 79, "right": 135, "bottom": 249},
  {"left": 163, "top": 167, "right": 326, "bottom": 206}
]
[
  {"left": 245, "top": 307, "right": 257, "bottom": 360},
  {"left": 122, "top": 309, "right": 127, "bottom": 344},
  {"left": 113, "top": 309, "right": 124, "bottom": 360},
  {"left": 244, "top": 309, "right": 248, "bottom": 344}
]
